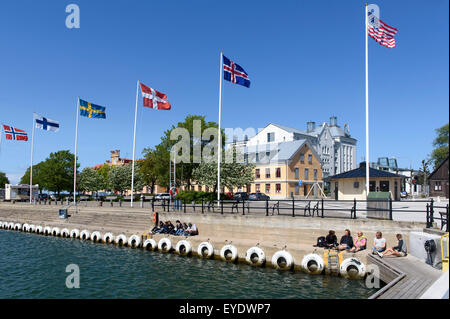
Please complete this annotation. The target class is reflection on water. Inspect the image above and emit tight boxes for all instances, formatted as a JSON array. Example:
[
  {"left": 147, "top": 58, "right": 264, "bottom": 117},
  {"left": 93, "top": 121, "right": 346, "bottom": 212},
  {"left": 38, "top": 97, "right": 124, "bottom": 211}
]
[{"left": 0, "top": 230, "right": 376, "bottom": 299}]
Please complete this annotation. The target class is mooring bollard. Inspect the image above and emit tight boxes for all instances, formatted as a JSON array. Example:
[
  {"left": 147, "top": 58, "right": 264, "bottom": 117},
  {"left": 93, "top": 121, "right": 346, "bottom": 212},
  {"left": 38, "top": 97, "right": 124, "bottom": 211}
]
[
  {"left": 119, "top": 199, "right": 122, "bottom": 207},
  {"left": 140, "top": 196, "right": 144, "bottom": 208},
  {"left": 99, "top": 200, "right": 103, "bottom": 207},
  {"left": 110, "top": 200, "right": 113, "bottom": 207}
]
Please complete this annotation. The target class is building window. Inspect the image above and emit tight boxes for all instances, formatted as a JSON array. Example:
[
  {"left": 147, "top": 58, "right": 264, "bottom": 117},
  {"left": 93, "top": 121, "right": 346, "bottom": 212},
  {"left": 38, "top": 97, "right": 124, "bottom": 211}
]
[
  {"left": 295, "top": 185, "right": 299, "bottom": 195},
  {"left": 295, "top": 168, "right": 299, "bottom": 179},
  {"left": 435, "top": 181, "right": 442, "bottom": 191},
  {"left": 276, "top": 184, "right": 281, "bottom": 193},
  {"left": 256, "top": 153, "right": 259, "bottom": 162},
  {"left": 255, "top": 169, "right": 260, "bottom": 179},
  {"left": 267, "top": 132, "right": 274, "bottom": 142},
  {"left": 304, "top": 168, "right": 309, "bottom": 180},
  {"left": 246, "top": 184, "right": 251, "bottom": 193},
  {"left": 244, "top": 153, "right": 248, "bottom": 164},
  {"left": 205, "top": 186, "right": 209, "bottom": 192},
  {"left": 308, "top": 154, "right": 313, "bottom": 164},
  {"left": 314, "top": 169, "right": 317, "bottom": 180},
  {"left": 300, "top": 153, "right": 304, "bottom": 163},
  {"left": 354, "top": 181, "right": 359, "bottom": 188},
  {"left": 265, "top": 168, "right": 271, "bottom": 178},
  {"left": 276, "top": 167, "right": 281, "bottom": 178},
  {"left": 255, "top": 184, "right": 260, "bottom": 192},
  {"left": 265, "top": 184, "right": 271, "bottom": 193},
  {"left": 198, "top": 185, "right": 202, "bottom": 191}
]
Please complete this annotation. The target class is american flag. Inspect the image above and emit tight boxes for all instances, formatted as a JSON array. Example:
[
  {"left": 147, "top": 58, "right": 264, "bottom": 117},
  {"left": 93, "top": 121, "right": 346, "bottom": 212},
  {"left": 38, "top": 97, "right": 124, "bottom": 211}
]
[
  {"left": 368, "top": 13, "right": 398, "bottom": 49},
  {"left": 2, "top": 125, "right": 28, "bottom": 141}
]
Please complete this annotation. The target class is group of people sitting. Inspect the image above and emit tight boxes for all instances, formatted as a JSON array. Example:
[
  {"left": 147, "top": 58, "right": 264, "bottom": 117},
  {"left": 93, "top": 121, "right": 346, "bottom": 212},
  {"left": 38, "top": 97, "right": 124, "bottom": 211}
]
[
  {"left": 317, "top": 229, "right": 407, "bottom": 258},
  {"left": 151, "top": 220, "right": 198, "bottom": 236}
]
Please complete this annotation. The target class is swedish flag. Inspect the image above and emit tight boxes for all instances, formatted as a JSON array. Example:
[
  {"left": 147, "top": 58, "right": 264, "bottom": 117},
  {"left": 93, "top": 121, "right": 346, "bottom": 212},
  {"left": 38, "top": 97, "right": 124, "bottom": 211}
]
[{"left": 79, "top": 99, "right": 106, "bottom": 119}]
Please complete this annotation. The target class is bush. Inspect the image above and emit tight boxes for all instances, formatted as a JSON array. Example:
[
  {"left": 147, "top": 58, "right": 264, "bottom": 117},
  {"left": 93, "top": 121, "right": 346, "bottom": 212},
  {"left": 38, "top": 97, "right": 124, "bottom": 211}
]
[{"left": 176, "top": 191, "right": 228, "bottom": 203}]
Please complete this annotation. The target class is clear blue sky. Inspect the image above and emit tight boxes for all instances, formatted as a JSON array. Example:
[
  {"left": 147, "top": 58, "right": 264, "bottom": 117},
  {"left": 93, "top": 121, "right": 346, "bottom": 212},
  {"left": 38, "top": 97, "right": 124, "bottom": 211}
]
[{"left": 0, "top": 0, "right": 448, "bottom": 184}]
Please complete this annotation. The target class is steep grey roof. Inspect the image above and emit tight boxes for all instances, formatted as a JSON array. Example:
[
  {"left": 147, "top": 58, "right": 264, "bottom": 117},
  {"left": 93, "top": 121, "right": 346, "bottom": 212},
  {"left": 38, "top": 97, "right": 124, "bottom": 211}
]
[
  {"left": 245, "top": 139, "right": 313, "bottom": 163},
  {"left": 329, "top": 126, "right": 346, "bottom": 137},
  {"left": 329, "top": 165, "right": 405, "bottom": 179},
  {"left": 270, "top": 123, "right": 306, "bottom": 135}
]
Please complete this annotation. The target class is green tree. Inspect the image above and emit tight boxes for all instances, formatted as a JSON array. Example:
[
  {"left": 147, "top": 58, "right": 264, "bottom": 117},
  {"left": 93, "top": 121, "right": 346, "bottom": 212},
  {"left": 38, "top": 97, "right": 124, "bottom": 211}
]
[
  {"left": 96, "top": 164, "right": 111, "bottom": 191},
  {"left": 0, "top": 171, "right": 9, "bottom": 187},
  {"left": 431, "top": 123, "right": 449, "bottom": 169},
  {"left": 38, "top": 150, "right": 79, "bottom": 196},
  {"left": 139, "top": 148, "right": 158, "bottom": 193},
  {"left": 79, "top": 167, "right": 103, "bottom": 194},
  {"left": 107, "top": 164, "right": 144, "bottom": 195},
  {"left": 20, "top": 163, "right": 44, "bottom": 192},
  {"left": 150, "top": 114, "right": 225, "bottom": 189},
  {"left": 192, "top": 148, "right": 254, "bottom": 192}
]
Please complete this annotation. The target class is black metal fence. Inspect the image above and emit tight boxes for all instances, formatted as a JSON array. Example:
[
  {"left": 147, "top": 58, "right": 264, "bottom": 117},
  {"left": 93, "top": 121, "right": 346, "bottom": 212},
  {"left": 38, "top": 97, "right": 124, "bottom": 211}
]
[{"left": 426, "top": 199, "right": 449, "bottom": 232}]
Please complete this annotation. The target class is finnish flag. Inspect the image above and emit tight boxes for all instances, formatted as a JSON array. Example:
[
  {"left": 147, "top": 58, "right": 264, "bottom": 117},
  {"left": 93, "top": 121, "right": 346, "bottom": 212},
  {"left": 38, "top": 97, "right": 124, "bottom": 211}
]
[{"left": 35, "top": 114, "right": 60, "bottom": 132}]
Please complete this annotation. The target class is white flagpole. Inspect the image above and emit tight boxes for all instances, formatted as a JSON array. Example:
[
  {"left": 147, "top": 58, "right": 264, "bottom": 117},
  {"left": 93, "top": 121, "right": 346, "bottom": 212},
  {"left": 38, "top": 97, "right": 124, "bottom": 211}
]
[
  {"left": 365, "top": 3, "right": 370, "bottom": 197},
  {"left": 130, "top": 80, "right": 140, "bottom": 207},
  {"left": 169, "top": 150, "right": 172, "bottom": 208},
  {"left": 73, "top": 97, "right": 80, "bottom": 208},
  {"left": 30, "top": 113, "right": 36, "bottom": 204},
  {"left": 217, "top": 51, "right": 223, "bottom": 203}
]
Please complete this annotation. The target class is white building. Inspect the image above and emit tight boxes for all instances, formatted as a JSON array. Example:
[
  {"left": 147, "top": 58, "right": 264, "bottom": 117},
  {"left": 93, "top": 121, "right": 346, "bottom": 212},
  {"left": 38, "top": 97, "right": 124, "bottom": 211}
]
[{"left": 228, "top": 117, "right": 357, "bottom": 178}]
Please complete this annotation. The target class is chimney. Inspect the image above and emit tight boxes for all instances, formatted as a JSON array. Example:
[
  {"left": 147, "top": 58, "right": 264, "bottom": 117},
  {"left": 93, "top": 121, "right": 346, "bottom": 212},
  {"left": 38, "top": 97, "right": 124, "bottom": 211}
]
[
  {"left": 306, "top": 121, "right": 316, "bottom": 133},
  {"left": 330, "top": 116, "right": 337, "bottom": 127}
]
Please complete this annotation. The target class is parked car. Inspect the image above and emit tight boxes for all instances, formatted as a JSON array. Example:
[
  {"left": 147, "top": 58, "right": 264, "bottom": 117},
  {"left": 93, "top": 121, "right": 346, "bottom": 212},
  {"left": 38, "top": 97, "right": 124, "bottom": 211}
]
[
  {"left": 400, "top": 191, "right": 408, "bottom": 199},
  {"left": 38, "top": 193, "right": 48, "bottom": 200},
  {"left": 225, "top": 192, "right": 234, "bottom": 200},
  {"left": 154, "top": 193, "right": 171, "bottom": 200},
  {"left": 248, "top": 192, "right": 270, "bottom": 201},
  {"left": 234, "top": 192, "right": 249, "bottom": 201}
]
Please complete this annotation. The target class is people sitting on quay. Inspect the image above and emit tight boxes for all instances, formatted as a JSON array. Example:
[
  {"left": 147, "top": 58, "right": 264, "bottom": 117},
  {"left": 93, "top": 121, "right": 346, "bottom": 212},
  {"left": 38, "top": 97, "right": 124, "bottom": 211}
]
[
  {"left": 337, "top": 229, "right": 354, "bottom": 251},
  {"left": 379, "top": 234, "right": 407, "bottom": 258},
  {"left": 151, "top": 220, "right": 198, "bottom": 236},
  {"left": 349, "top": 232, "right": 367, "bottom": 253},
  {"left": 372, "top": 231, "right": 386, "bottom": 255}
]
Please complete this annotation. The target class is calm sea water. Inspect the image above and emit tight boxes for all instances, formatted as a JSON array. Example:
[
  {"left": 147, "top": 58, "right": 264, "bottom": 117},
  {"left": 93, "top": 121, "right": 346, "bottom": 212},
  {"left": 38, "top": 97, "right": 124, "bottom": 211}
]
[{"left": 0, "top": 230, "right": 376, "bottom": 299}]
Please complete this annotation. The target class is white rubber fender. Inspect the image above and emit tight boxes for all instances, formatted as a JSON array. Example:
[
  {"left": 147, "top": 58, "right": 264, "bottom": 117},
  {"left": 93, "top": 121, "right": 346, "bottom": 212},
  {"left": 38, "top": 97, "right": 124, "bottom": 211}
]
[
  {"left": 128, "top": 235, "right": 141, "bottom": 248},
  {"left": 90, "top": 231, "right": 102, "bottom": 242},
  {"left": 80, "top": 230, "right": 90, "bottom": 240},
  {"left": 70, "top": 229, "right": 80, "bottom": 239},
  {"left": 51, "top": 227, "right": 60, "bottom": 237},
  {"left": 158, "top": 238, "right": 172, "bottom": 252},
  {"left": 115, "top": 234, "right": 127, "bottom": 246},
  {"left": 43, "top": 226, "right": 52, "bottom": 235},
  {"left": 1, "top": 222, "right": 8, "bottom": 229},
  {"left": 143, "top": 238, "right": 157, "bottom": 250},
  {"left": 220, "top": 244, "right": 238, "bottom": 262},
  {"left": 14, "top": 223, "right": 22, "bottom": 231},
  {"left": 35, "top": 226, "right": 43, "bottom": 234},
  {"left": 103, "top": 232, "right": 114, "bottom": 244},
  {"left": 176, "top": 240, "right": 192, "bottom": 256},
  {"left": 340, "top": 257, "right": 366, "bottom": 279},
  {"left": 8, "top": 222, "right": 14, "bottom": 230},
  {"left": 301, "top": 253, "right": 325, "bottom": 275},
  {"left": 0, "top": 221, "right": 3, "bottom": 229},
  {"left": 197, "top": 242, "right": 214, "bottom": 258},
  {"left": 22, "top": 224, "right": 30, "bottom": 232},
  {"left": 271, "top": 250, "right": 294, "bottom": 270},
  {"left": 29, "top": 224, "right": 36, "bottom": 233},
  {"left": 60, "top": 228, "right": 70, "bottom": 237},
  {"left": 245, "top": 247, "right": 266, "bottom": 266}
]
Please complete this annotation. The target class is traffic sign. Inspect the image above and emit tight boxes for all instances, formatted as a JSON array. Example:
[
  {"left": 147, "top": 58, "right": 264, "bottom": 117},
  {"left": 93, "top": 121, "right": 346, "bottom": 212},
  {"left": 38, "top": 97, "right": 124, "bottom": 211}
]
[{"left": 298, "top": 180, "right": 303, "bottom": 186}]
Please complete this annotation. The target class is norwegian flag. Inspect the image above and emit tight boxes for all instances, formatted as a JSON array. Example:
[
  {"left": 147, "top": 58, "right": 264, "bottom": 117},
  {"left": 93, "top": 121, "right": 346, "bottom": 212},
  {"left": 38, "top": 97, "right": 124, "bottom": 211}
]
[
  {"left": 140, "top": 83, "right": 171, "bottom": 110},
  {"left": 2, "top": 125, "right": 28, "bottom": 141},
  {"left": 368, "top": 11, "right": 398, "bottom": 49}
]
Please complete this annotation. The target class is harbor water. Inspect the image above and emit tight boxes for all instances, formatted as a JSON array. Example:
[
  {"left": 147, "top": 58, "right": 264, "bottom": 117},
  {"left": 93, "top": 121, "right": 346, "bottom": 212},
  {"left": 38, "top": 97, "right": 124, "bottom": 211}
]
[{"left": 0, "top": 230, "right": 377, "bottom": 299}]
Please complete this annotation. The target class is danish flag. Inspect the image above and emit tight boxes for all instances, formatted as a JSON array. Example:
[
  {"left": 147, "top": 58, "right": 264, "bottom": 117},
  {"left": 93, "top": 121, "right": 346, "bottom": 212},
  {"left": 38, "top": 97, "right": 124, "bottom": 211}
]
[
  {"left": 2, "top": 125, "right": 28, "bottom": 141},
  {"left": 140, "top": 83, "right": 171, "bottom": 110}
]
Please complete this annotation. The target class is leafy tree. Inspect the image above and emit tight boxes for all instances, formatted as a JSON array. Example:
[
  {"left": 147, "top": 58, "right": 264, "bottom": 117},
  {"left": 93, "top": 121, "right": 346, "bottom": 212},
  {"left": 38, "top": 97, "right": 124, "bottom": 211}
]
[
  {"left": 79, "top": 167, "right": 103, "bottom": 194},
  {"left": 107, "top": 164, "right": 144, "bottom": 195},
  {"left": 139, "top": 148, "right": 158, "bottom": 193},
  {"left": 431, "top": 123, "right": 449, "bottom": 169},
  {"left": 0, "top": 172, "right": 9, "bottom": 187},
  {"left": 192, "top": 148, "right": 254, "bottom": 192},
  {"left": 38, "top": 150, "right": 79, "bottom": 196},
  {"left": 19, "top": 163, "right": 44, "bottom": 191},
  {"left": 152, "top": 115, "right": 225, "bottom": 189},
  {"left": 96, "top": 164, "right": 111, "bottom": 191}
]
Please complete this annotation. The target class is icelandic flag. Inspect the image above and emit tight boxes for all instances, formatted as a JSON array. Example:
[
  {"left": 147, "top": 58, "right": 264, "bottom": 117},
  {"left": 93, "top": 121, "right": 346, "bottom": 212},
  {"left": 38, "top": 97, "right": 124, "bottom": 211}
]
[
  {"left": 223, "top": 55, "right": 250, "bottom": 88},
  {"left": 35, "top": 114, "right": 60, "bottom": 132},
  {"left": 2, "top": 125, "right": 28, "bottom": 141}
]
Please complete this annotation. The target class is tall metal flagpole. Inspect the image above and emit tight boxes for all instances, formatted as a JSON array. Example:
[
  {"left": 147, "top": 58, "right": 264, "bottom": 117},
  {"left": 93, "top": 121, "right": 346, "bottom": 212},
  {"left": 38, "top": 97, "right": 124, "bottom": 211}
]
[
  {"left": 131, "top": 80, "right": 140, "bottom": 207},
  {"left": 169, "top": 150, "right": 172, "bottom": 209},
  {"left": 73, "top": 97, "right": 80, "bottom": 208},
  {"left": 30, "top": 113, "right": 36, "bottom": 204},
  {"left": 217, "top": 51, "right": 223, "bottom": 203},
  {"left": 365, "top": 3, "right": 370, "bottom": 197}
]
